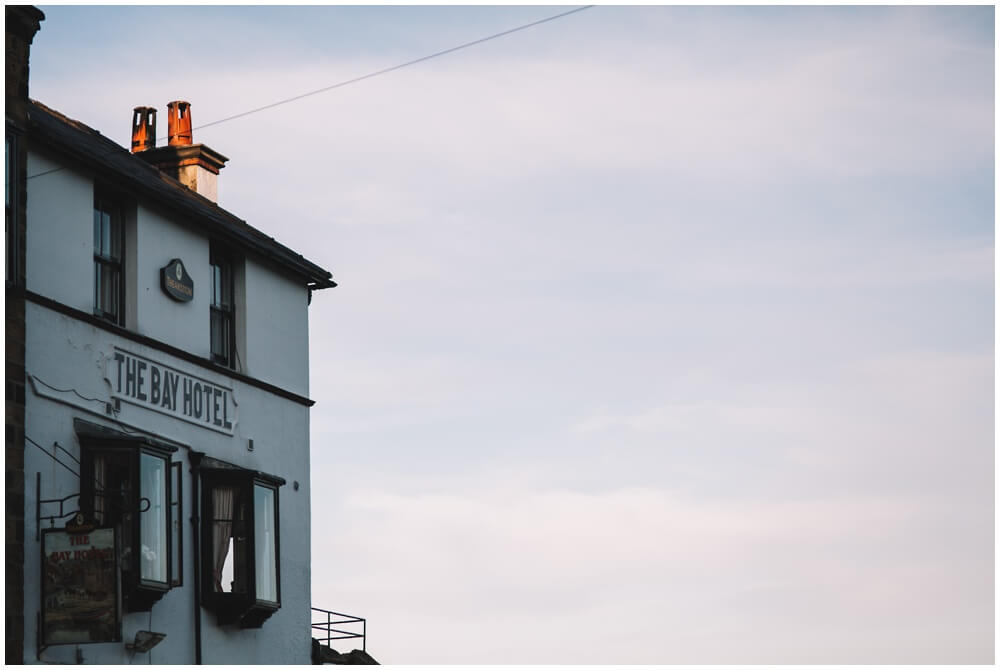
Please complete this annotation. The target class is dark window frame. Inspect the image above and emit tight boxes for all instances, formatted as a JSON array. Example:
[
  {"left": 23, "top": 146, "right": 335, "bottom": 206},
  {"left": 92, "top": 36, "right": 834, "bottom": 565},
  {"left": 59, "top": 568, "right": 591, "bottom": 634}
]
[
  {"left": 209, "top": 246, "right": 236, "bottom": 369},
  {"left": 93, "top": 190, "right": 126, "bottom": 326},
  {"left": 171, "top": 461, "right": 183, "bottom": 587},
  {"left": 78, "top": 431, "right": 177, "bottom": 613},
  {"left": 200, "top": 467, "right": 282, "bottom": 628}
]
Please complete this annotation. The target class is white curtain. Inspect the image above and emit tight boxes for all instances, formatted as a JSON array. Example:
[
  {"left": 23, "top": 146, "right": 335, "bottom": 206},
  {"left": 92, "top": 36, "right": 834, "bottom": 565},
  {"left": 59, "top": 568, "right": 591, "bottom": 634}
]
[{"left": 212, "top": 486, "right": 235, "bottom": 592}]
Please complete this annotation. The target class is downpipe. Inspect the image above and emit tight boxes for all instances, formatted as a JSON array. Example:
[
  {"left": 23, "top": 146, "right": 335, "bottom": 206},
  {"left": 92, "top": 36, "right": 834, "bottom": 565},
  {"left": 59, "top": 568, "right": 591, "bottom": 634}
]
[{"left": 190, "top": 452, "right": 203, "bottom": 664}]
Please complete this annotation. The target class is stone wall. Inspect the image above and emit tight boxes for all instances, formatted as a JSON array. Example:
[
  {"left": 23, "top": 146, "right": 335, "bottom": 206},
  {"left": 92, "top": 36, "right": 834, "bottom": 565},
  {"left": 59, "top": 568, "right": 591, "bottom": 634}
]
[{"left": 5, "top": 5, "right": 44, "bottom": 664}]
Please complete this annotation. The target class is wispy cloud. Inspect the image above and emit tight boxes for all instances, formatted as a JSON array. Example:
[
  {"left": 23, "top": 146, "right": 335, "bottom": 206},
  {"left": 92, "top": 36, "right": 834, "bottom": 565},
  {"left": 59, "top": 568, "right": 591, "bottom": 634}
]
[{"left": 315, "top": 477, "right": 991, "bottom": 663}]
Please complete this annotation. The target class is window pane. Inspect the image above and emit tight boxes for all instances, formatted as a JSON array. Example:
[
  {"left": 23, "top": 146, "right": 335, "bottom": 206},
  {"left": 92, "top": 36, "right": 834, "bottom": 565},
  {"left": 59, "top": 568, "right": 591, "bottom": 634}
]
[
  {"left": 94, "top": 263, "right": 101, "bottom": 313},
  {"left": 101, "top": 211, "right": 111, "bottom": 256},
  {"left": 211, "top": 310, "right": 225, "bottom": 361},
  {"left": 98, "top": 263, "right": 120, "bottom": 321},
  {"left": 93, "top": 207, "right": 101, "bottom": 251},
  {"left": 221, "top": 536, "right": 236, "bottom": 592},
  {"left": 219, "top": 263, "right": 231, "bottom": 308},
  {"left": 140, "top": 453, "right": 168, "bottom": 583},
  {"left": 253, "top": 485, "right": 278, "bottom": 603},
  {"left": 112, "top": 268, "right": 120, "bottom": 319},
  {"left": 211, "top": 486, "right": 247, "bottom": 593},
  {"left": 109, "top": 210, "right": 121, "bottom": 260},
  {"left": 212, "top": 264, "right": 221, "bottom": 307}
]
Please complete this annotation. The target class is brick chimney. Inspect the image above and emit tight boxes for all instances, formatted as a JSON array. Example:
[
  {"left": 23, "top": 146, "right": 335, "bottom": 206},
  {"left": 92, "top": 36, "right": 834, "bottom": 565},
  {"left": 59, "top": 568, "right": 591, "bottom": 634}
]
[{"left": 132, "top": 101, "right": 228, "bottom": 203}]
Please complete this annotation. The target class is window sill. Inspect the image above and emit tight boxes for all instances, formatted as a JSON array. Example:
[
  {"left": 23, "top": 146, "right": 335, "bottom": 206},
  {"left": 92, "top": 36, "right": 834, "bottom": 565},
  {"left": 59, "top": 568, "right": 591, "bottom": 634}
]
[
  {"left": 125, "top": 581, "right": 169, "bottom": 613},
  {"left": 205, "top": 592, "right": 279, "bottom": 628}
]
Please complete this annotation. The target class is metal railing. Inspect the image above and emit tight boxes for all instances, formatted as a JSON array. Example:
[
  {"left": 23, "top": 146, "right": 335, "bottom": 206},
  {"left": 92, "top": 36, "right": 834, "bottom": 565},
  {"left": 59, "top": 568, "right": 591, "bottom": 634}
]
[{"left": 311, "top": 607, "right": 366, "bottom": 652}]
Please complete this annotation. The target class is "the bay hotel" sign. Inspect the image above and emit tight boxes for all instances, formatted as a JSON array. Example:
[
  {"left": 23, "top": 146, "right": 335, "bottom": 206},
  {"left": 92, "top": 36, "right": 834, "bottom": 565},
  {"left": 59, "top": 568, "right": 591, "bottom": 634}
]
[{"left": 106, "top": 347, "right": 237, "bottom": 435}]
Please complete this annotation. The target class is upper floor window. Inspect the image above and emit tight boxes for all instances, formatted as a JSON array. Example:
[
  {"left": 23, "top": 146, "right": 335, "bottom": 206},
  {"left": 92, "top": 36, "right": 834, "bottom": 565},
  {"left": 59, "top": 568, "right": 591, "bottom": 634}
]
[
  {"left": 210, "top": 248, "right": 235, "bottom": 368},
  {"left": 93, "top": 192, "right": 124, "bottom": 325}
]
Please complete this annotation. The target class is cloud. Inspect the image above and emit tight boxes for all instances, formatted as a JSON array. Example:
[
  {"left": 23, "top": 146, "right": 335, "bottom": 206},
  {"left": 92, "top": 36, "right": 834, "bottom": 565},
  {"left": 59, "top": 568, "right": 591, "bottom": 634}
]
[
  {"left": 312, "top": 345, "right": 992, "bottom": 663},
  {"left": 313, "top": 477, "right": 992, "bottom": 663},
  {"left": 28, "top": 6, "right": 993, "bottom": 664}
]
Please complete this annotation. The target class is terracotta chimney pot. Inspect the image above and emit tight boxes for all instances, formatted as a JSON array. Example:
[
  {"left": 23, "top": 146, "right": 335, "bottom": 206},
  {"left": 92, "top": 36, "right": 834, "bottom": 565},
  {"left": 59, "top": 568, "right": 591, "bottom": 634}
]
[
  {"left": 167, "top": 100, "right": 193, "bottom": 146},
  {"left": 131, "top": 106, "right": 156, "bottom": 153}
]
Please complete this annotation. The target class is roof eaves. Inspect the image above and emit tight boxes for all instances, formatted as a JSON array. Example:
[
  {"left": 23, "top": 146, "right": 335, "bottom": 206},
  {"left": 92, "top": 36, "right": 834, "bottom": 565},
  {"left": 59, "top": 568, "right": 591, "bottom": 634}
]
[{"left": 26, "top": 100, "right": 336, "bottom": 290}]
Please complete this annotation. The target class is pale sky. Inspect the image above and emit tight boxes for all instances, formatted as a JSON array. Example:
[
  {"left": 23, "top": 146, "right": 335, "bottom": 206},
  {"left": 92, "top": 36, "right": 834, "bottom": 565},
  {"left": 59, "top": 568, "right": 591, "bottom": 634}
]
[{"left": 29, "top": 5, "right": 994, "bottom": 664}]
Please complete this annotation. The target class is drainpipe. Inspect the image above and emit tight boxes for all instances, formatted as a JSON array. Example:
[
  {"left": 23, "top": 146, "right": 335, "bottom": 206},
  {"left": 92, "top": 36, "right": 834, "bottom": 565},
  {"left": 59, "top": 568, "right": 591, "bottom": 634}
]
[{"left": 190, "top": 452, "right": 203, "bottom": 664}]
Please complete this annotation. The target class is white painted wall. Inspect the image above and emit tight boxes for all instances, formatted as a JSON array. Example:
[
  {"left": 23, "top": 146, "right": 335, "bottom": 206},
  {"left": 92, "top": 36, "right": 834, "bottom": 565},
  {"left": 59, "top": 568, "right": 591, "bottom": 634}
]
[
  {"left": 26, "top": 150, "right": 93, "bottom": 313},
  {"left": 22, "top": 148, "right": 318, "bottom": 665},
  {"left": 243, "top": 257, "right": 310, "bottom": 396},
  {"left": 24, "top": 149, "right": 309, "bottom": 383},
  {"left": 133, "top": 203, "right": 211, "bottom": 356},
  {"left": 24, "top": 304, "right": 313, "bottom": 665}
]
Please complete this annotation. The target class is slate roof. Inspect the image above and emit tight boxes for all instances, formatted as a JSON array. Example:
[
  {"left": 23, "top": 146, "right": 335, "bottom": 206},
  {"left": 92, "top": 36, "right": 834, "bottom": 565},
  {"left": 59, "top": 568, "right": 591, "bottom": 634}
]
[{"left": 26, "top": 100, "right": 336, "bottom": 290}]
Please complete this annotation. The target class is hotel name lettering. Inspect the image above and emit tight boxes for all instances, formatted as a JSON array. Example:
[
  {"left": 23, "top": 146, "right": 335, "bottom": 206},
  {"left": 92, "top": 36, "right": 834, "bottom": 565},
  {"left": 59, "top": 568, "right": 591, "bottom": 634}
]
[{"left": 108, "top": 348, "right": 237, "bottom": 435}]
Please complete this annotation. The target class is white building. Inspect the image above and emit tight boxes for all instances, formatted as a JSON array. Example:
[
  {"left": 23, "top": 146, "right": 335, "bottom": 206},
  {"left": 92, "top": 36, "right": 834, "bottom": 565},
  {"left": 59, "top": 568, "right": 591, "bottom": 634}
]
[{"left": 7, "top": 7, "right": 345, "bottom": 664}]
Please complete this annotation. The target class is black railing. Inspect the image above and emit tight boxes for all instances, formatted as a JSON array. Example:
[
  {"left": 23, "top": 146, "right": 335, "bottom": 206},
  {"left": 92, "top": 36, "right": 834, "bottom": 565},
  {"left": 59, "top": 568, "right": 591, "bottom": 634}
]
[{"left": 311, "top": 607, "right": 366, "bottom": 652}]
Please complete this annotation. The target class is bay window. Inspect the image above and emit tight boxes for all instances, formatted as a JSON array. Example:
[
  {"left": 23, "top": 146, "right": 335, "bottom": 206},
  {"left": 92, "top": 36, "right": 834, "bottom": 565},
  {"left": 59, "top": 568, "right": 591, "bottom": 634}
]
[
  {"left": 198, "top": 454, "right": 282, "bottom": 628},
  {"left": 76, "top": 419, "right": 177, "bottom": 612}
]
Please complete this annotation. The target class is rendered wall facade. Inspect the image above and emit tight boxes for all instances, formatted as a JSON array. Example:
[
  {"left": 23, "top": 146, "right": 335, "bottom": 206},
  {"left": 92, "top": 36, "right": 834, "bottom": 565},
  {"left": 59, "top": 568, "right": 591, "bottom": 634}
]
[{"left": 21, "top": 145, "right": 315, "bottom": 664}]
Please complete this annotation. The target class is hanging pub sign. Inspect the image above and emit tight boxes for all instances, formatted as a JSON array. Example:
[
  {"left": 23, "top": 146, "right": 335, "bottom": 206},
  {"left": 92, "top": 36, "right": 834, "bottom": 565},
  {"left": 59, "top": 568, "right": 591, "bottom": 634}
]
[
  {"left": 41, "top": 526, "right": 120, "bottom": 645},
  {"left": 105, "top": 347, "right": 238, "bottom": 436},
  {"left": 160, "top": 258, "right": 194, "bottom": 302}
]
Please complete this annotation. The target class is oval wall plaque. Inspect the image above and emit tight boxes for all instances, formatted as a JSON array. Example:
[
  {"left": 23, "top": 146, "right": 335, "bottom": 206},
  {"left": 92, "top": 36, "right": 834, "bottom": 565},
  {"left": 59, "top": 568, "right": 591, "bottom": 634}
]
[{"left": 160, "top": 258, "right": 194, "bottom": 302}]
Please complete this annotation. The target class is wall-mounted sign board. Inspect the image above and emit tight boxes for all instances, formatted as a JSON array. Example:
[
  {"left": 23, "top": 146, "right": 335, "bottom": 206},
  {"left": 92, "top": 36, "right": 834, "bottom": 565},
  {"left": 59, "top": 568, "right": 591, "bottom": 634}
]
[
  {"left": 41, "top": 527, "right": 120, "bottom": 645},
  {"left": 160, "top": 258, "right": 194, "bottom": 302}
]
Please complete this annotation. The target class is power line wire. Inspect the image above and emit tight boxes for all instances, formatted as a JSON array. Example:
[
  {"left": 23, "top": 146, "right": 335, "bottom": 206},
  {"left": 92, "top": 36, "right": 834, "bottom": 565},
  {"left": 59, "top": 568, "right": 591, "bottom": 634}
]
[
  {"left": 187, "top": 5, "right": 594, "bottom": 136},
  {"left": 27, "top": 6, "right": 593, "bottom": 181}
]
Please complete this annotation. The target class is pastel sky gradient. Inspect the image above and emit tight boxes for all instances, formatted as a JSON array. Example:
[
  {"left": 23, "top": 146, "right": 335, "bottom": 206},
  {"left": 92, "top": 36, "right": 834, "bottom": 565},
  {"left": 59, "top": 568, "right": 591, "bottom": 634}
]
[{"left": 30, "top": 5, "right": 993, "bottom": 663}]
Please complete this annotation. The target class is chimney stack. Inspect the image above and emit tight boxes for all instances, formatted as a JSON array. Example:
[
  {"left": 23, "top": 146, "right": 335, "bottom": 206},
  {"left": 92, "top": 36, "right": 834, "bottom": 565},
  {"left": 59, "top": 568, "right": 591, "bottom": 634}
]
[
  {"left": 131, "top": 106, "right": 156, "bottom": 153},
  {"left": 132, "top": 101, "right": 228, "bottom": 203}
]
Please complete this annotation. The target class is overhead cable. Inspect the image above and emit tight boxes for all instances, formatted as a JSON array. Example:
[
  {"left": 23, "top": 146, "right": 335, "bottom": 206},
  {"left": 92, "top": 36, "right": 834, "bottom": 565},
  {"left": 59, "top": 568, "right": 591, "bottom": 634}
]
[
  {"left": 185, "top": 5, "right": 594, "bottom": 136},
  {"left": 26, "top": 6, "right": 594, "bottom": 181}
]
